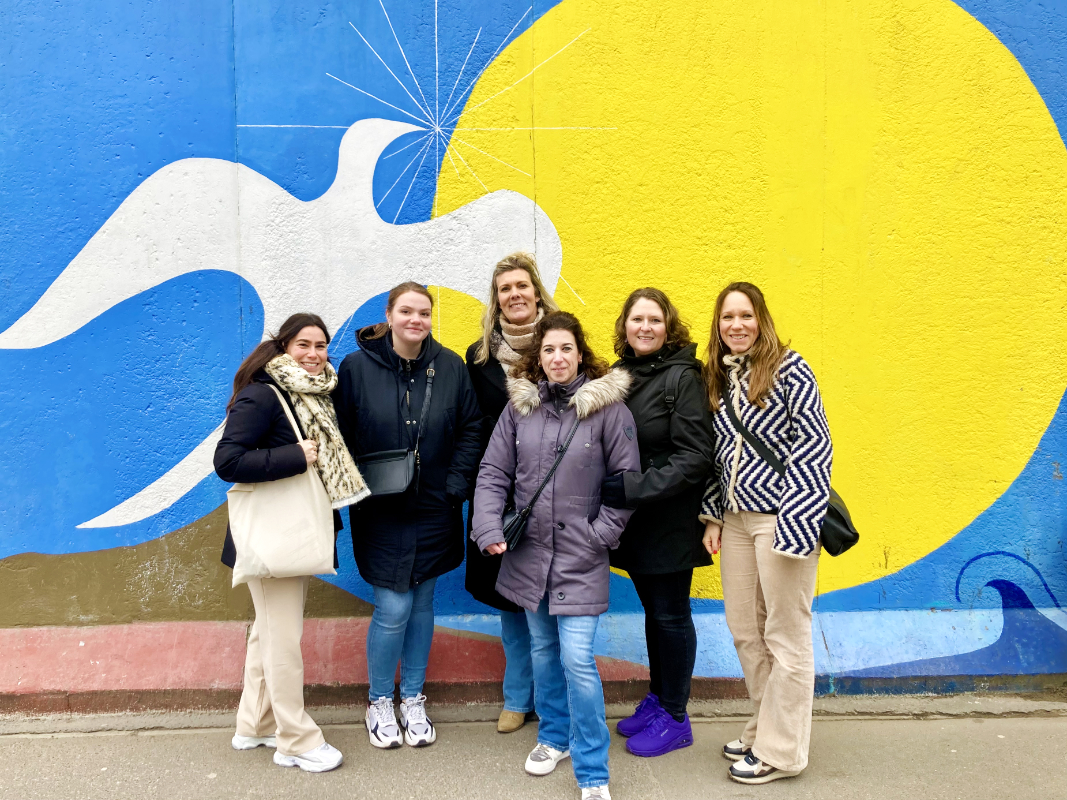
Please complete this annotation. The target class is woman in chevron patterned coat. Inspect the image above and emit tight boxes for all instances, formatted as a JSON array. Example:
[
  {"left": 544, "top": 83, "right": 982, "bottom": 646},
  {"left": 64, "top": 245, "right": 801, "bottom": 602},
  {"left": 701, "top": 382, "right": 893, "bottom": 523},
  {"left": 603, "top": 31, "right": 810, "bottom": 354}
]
[{"left": 698, "top": 282, "right": 833, "bottom": 786}]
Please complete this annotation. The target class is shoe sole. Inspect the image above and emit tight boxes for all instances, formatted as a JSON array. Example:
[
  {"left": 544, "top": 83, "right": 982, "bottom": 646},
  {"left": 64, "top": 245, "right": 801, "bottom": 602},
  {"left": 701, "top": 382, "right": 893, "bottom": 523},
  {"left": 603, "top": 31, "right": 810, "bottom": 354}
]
[
  {"left": 722, "top": 749, "right": 749, "bottom": 762},
  {"left": 728, "top": 769, "right": 799, "bottom": 785},
  {"left": 525, "top": 753, "right": 570, "bottom": 776},
  {"left": 626, "top": 736, "right": 694, "bottom": 758},
  {"left": 232, "top": 740, "right": 276, "bottom": 751},
  {"left": 273, "top": 753, "right": 343, "bottom": 773},
  {"left": 402, "top": 728, "right": 437, "bottom": 747},
  {"left": 365, "top": 720, "right": 403, "bottom": 750}
]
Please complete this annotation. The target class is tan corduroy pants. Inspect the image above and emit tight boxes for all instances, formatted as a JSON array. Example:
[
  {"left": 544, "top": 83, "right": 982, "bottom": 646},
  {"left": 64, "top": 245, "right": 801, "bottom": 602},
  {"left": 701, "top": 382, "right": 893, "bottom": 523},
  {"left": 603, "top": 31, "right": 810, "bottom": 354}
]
[
  {"left": 235, "top": 576, "right": 324, "bottom": 757},
  {"left": 720, "top": 510, "right": 819, "bottom": 773}
]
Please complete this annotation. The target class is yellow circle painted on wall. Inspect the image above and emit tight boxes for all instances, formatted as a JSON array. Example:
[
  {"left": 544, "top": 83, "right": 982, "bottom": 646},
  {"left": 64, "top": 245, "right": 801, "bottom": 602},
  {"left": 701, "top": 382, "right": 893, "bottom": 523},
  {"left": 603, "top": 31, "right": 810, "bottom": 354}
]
[{"left": 435, "top": 0, "right": 1067, "bottom": 598}]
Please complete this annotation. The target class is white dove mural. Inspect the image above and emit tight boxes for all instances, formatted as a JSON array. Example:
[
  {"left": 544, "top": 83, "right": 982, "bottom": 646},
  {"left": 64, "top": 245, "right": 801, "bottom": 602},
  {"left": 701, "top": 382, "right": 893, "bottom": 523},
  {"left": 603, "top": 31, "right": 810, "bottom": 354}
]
[{"left": 0, "top": 117, "right": 562, "bottom": 529}]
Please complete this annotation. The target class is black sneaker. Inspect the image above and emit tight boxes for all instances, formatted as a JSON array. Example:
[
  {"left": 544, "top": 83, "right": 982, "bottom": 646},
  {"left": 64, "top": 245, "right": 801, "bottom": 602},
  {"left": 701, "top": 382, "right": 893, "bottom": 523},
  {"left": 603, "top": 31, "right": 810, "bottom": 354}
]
[{"left": 729, "top": 753, "right": 800, "bottom": 784}]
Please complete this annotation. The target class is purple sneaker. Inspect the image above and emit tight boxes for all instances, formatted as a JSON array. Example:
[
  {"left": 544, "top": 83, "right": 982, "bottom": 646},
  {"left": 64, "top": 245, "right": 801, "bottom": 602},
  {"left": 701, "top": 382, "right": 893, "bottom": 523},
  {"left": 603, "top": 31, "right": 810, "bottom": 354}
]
[
  {"left": 616, "top": 693, "right": 662, "bottom": 738},
  {"left": 625, "top": 709, "right": 693, "bottom": 757}
]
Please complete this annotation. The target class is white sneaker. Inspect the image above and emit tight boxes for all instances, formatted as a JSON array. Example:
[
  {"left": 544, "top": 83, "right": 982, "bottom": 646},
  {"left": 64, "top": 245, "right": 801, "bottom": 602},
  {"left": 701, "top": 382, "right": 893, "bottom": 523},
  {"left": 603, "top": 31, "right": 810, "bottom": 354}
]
[
  {"left": 728, "top": 753, "right": 800, "bottom": 784},
  {"left": 366, "top": 696, "right": 403, "bottom": 749},
  {"left": 722, "top": 738, "right": 751, "bottom": 762},
  {"left": 273, "top": 742, "right": 343, "bottom": 773},
  {"left": 524, "top": 743, "right": 570, "bottom": 776},
  {"left": 231, "top": 733, "right": 277, "bottom": 750},
  {"left": 399, "top": 694, "right": 437, "bottom": 747},
  {"left": 582, "top": 787, "right": 612, "bottom": 800}
]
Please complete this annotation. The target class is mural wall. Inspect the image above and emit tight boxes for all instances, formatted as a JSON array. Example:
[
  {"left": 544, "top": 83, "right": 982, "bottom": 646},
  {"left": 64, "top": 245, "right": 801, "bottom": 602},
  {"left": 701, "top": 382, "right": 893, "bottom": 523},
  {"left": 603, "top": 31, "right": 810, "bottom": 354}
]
[{"left": 2, "top": 0, "right": 1065, "bottom": 704}]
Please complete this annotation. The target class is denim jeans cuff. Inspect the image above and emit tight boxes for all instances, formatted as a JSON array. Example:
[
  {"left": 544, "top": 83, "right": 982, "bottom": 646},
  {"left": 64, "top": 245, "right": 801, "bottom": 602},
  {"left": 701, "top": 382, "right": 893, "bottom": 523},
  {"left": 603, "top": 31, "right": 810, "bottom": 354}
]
[
  {"left": 537, "top": 736, "right": 570, "bottom": 753},
  {"left": 503, "top": 705, "right": 534, "bottom": 714},
  {"left": 577, "top": 779, "right": 611, "bottom": 790}
]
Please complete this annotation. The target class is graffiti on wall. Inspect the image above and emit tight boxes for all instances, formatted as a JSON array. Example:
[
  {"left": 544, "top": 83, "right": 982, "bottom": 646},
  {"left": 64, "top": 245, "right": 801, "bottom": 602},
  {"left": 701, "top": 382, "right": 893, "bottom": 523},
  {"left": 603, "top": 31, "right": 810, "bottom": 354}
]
[{"left": 1, "top": 0, "right": 1065, "bottom": 690}]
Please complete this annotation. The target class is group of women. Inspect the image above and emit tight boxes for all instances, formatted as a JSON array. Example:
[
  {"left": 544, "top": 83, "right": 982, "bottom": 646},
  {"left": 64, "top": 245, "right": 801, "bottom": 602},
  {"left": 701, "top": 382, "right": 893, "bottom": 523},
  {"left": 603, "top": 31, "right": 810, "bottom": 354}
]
[{"left": 214, "top": 253, "right": 834, "bottom": 798}]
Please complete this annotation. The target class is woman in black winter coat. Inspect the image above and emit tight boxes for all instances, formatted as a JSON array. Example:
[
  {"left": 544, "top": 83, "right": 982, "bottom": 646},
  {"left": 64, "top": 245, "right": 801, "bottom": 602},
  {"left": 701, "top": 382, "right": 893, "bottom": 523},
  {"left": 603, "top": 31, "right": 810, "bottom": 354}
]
[
  {"left": 333, "top": 282, "right": 482, "bottom": 751},
  {"left": 600, "top": 288, "right": 715, "bottom": 758},
  {"left": 464, "top": 252, "right": 560, "bottom": 734}
]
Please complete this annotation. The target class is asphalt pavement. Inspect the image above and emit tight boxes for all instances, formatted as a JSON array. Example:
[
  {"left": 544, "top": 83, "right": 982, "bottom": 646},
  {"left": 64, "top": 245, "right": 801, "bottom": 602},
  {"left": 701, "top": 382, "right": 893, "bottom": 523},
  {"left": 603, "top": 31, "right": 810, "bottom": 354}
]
[{"left": 0, "top": 701, "right": 1064, "bottom": 800}]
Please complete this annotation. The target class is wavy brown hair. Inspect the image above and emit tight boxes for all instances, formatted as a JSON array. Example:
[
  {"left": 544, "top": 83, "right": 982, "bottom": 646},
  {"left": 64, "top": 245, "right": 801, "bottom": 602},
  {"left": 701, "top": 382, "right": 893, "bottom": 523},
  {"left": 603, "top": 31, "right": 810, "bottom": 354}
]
[
  {"left": 362, "top": 281, "right": 435, "bottom": 340},
  {"left": 228, "top": 313, "right": 331, "bottom": 411},
  {"left": 703, "top": 282, "right": 788, "bottom": 410},
  {"left": 612, "top": 287, "right": 693, "bottom": 357},
  {"left": 515, "top": 311, "right": 610, "bottom": 383},
  {"left": 473, "top": 252, "right": 560, "bottom": 364}
]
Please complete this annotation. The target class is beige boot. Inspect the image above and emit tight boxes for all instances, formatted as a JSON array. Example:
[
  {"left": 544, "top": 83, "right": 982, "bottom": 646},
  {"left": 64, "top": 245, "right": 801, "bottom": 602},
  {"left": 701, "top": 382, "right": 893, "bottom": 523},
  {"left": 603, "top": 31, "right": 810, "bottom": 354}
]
[{"left": 497, "top": 710, "right": 527, "bottom": 733}]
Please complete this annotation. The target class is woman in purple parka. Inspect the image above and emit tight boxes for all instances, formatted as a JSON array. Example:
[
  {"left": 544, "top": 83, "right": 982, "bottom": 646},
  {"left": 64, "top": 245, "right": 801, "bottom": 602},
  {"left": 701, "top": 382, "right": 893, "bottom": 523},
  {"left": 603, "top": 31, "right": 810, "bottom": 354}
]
[{"left": 472, "top": 311, "right": 641, "bottom": 800}]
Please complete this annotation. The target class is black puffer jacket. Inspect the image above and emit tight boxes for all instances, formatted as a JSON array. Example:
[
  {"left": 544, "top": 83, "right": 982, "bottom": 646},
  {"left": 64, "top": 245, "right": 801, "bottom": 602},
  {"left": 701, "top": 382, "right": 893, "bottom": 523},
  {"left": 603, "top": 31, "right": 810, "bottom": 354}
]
[
  {"left": 214, "top": 371, "right": 342, "bottom": 569},
  {"left": 333, "top": 329, "right": 482, "bottom": 592},
  {"left": 463, "top": 341, "right": 521, "bottom": 612},
  {"left": 609, "top": 344, "right": 715, "bottom": 574}
]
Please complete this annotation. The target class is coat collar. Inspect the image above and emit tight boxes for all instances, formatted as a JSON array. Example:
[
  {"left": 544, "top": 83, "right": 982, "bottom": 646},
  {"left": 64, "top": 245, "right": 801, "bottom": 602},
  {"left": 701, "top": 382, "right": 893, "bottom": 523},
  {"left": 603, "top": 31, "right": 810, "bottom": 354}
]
[{"left": 507, "top": 368, "right": 632, "bottom": 419}]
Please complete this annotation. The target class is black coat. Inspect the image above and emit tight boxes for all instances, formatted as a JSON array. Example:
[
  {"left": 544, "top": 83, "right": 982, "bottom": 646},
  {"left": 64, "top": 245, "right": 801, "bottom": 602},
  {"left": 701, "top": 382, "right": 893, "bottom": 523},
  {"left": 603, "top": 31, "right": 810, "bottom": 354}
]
[
  {"left": 334, "top": 329, "right": 482, "bottom": 592},
  {"left": 463, "top": 341, "right": 522, "bottom": 613},
  {"left": 609, "top": 344, "right": 715, "bottom": 575},
  {"left": 214, "top": 372, "right": 342, "bottom": 569}
]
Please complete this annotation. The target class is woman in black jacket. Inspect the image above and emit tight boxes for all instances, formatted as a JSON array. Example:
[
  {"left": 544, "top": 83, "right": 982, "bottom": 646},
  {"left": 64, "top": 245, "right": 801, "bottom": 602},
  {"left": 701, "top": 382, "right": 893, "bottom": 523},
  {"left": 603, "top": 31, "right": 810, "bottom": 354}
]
[
  {"left": 215, "top": 312, "right": 365, "bottom": 774},
  {"left": 333, "top": 282, "right": 482, "bottom": 751},
  {"left": 601, "top": 288, "right": 715, "bottom": 758},
  {"left": 464, "top": 252, "right": 559, "bottom": 734}
]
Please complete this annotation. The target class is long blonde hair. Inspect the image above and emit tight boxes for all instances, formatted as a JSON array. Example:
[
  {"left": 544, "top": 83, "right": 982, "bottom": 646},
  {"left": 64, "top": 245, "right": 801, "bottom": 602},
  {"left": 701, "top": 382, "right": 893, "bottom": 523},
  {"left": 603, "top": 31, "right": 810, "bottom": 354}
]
[
  {"left": 703, "top": 282, "right": 788, "bottom": 410},
  {"left": 473, "top": 252, "right": 559, "bottom": 364}
]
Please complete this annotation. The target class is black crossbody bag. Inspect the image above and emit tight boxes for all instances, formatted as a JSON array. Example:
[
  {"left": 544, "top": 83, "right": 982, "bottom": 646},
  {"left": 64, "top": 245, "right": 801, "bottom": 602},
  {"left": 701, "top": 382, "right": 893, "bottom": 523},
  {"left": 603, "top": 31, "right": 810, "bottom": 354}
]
[
  {"left": 357, "top": 360, "right": 435, "bottom": 496},
  {"left": 722, "top": 398, "right": 858, "bottom": 557},
  {"left": 499, "top": 417, "right": 582, "bottom": 552}
]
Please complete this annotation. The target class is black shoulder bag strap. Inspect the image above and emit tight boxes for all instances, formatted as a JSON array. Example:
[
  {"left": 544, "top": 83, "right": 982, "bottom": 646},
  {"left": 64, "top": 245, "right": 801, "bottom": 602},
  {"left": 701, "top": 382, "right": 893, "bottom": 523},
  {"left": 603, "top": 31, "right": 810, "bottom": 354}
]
[
  {"left": 664, "top": 364, "right": 687, "bottom": 414},
  {"left": 722, "top": 394, "right": 786, "bottom": 477},
  {"left": 522, "top": 416, "right": 582, "bottom": 513},
  {"left": 412, "top": 359, "right": 435, "bottom": 488}
]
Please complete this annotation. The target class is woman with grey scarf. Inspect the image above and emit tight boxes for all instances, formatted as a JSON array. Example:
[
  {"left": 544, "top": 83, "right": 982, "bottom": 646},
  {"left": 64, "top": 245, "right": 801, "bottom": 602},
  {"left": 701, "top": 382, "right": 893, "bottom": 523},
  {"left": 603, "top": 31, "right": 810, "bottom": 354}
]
[{"left": 464, "top": 252, "right": 560, "bottom": 733}]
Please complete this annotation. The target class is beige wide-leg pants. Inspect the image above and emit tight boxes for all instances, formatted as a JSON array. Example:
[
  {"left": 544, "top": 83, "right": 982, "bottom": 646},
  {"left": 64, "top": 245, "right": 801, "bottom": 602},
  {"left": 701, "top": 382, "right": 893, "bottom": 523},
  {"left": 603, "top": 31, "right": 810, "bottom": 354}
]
[
  {"left": 235, "top": 575, "right": 324, "bottom": 757},
  {"left": 720, "top": 510, "right": 819, "bottom": 773}
]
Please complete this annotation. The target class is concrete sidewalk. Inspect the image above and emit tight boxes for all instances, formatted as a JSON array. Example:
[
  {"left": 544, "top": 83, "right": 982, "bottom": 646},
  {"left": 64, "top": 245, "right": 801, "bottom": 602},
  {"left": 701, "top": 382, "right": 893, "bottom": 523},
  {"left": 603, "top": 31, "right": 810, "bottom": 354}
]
[{"left": 1, "top": 699, "right": 1064, "bottom": 800}]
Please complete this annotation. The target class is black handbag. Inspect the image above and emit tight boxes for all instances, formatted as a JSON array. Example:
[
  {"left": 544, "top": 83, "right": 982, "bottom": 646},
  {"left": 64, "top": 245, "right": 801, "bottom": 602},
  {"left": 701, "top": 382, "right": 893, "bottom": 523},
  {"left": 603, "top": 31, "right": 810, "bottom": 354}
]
[
  {"left": 499, "top": 417, "right": 582, "bottom": 552},
  {"left": 722, "top": 397, "right": 858, "bottom": 557},
  {"left": 357, "top": 360, "right": 435, "bottom": 497}
]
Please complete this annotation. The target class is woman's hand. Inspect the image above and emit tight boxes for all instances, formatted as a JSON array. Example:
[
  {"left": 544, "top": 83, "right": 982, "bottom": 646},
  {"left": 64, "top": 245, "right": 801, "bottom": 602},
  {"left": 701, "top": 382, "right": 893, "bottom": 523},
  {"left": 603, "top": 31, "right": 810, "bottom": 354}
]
[
  {"left": 485, "top": 542, "right": 507, "bottom": 556},
  {"left": 702, "top": 521, "right": 721, "bottom": 556},
  {"left": 299, "top": 439, "right": 319, "bottom": 465}
]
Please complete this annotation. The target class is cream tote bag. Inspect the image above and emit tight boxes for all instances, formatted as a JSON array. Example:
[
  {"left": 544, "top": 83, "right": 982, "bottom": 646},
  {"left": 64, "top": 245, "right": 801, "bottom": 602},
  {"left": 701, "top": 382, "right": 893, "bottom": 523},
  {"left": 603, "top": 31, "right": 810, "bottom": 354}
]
[{"left": 228, "top": 384, "right": 337, "bottom": 587}]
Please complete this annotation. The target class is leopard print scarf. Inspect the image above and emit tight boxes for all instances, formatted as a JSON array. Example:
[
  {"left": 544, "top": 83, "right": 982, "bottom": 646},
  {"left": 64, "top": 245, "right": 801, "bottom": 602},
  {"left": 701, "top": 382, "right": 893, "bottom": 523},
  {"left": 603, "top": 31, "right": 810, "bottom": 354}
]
[{"left": 264, "top": 354, "right": 370, "bottom": 509}]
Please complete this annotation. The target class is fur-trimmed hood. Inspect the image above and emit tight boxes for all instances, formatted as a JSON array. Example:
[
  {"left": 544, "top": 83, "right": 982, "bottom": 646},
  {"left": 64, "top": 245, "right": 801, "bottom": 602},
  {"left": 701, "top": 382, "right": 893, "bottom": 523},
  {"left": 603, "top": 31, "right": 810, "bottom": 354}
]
[{"left": 507, "top": 368, "right": 632, "bottom": 419}]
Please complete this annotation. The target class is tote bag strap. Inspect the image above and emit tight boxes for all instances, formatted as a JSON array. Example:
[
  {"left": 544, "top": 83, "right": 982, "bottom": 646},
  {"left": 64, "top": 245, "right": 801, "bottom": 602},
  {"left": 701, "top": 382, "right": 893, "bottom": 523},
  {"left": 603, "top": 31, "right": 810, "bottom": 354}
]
[{"left": 265, "top": 383, "right": 305, "bottom": 442}]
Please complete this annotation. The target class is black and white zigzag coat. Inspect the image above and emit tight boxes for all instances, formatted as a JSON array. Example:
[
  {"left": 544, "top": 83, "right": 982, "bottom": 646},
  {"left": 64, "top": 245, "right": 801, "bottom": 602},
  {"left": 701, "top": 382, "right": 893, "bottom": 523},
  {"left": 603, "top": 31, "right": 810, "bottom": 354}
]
[{"left": 699, "top": 349, "right": 833, "bottom": 558}]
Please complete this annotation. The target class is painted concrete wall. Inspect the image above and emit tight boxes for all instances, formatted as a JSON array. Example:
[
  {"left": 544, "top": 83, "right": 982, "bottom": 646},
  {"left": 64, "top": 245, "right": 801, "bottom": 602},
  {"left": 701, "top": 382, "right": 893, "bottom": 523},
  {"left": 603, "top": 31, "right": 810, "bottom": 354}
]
[{"left": 2, "top": 0, "right": 1065, "bottom": 704}]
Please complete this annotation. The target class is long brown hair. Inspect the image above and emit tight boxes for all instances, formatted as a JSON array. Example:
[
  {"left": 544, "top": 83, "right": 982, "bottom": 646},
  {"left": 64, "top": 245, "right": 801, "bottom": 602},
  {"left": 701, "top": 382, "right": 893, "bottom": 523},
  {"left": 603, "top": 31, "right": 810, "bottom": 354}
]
[
  {"left": 515, "top": 311, "right": 610, "bottom": 383},
  {"left": 228, "top": 313, "right": 331, "bottom": 410},
  {"left": 703, "top": 282, "right": 788, "bottom": 410},
  {"left": 362, "top": 281, "right": 435, "bottom": 340},
  {"left": 474, "top": 252, "right": 560, "bottom": 364},
  {"left": 612, "top": 287, "right": 693, "bottom": 357}
]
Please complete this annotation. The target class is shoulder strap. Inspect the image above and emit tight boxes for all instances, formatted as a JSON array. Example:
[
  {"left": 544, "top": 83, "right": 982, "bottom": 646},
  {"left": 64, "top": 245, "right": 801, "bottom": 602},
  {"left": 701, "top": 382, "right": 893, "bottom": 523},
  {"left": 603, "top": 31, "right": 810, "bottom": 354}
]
[
  {"left": 413, "top": 359, "right": 435, "bottom": 460},
  {"left": 519, "top": 416, "right": 582, "bottom": 517},
  {"left": 664, "top": 363, "right": 688, "bottom": 414},
  {"left": 265, "top": 384, "right": 304, "bottom": 441},
  {"left": 722, "top": 394, "right": 786, "bottom": 476}
]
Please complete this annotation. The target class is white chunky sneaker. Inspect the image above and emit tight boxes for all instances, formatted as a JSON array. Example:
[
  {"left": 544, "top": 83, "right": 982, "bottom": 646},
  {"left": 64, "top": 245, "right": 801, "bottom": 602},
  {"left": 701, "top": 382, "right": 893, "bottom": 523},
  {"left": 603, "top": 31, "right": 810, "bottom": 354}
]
[
  {"left": 273, "top": 742, "right": 343, "bottom": 773},
  {"left": 365, "top": 696, "right": 403, "bottom": 749},
  {"left": 231, "top": 733, "right": 277, "bottom": 750},
  {"left": 729, "top": 753, "right": 800, "bottom": 784},
  {"left": 524, "top": 743, "right": 570, "bottom": 776},
  {"left": 581, "top": 787, "right": 612, "bottom": 800},
  {"left": 399, "top": 694, "right": 437, "bottom": 747},
  {"left": 722, "top": 738, "right": 751, "bottom": 762}
]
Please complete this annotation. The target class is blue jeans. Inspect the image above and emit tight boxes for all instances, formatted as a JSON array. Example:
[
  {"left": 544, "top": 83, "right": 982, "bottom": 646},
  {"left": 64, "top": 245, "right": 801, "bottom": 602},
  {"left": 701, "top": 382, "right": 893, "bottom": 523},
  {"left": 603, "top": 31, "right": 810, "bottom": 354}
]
[
  {"left": 526, "top": 596, "right": 610, "bottom": 789},
  {"left": 500, "top": 609, "right": 535, "bottom": 713},
  {"left": 367, "top": 577, "right": 438, "bottom": 701}
]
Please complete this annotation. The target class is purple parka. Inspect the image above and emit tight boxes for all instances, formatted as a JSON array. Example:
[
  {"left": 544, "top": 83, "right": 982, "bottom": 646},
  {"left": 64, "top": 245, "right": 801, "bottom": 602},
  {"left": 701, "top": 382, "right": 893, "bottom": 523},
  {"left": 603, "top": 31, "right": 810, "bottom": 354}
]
[{"left": 471, "top": 369, "right": 641, "bottom": 616}]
